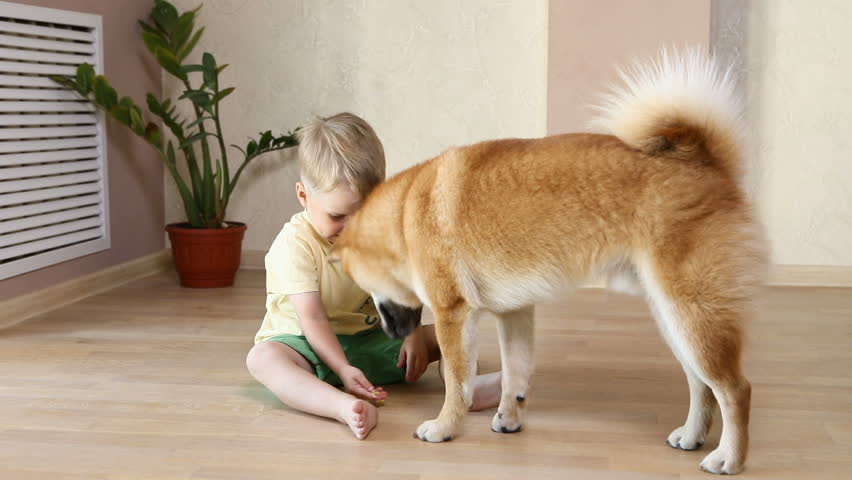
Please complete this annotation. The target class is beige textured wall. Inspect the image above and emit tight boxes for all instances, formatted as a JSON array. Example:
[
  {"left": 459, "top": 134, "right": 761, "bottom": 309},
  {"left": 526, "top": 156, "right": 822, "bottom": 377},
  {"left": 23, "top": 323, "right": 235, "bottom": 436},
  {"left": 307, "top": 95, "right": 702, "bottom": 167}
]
[
  {"left": 165, "top": 0, "right": 548, "bottom": 251},
  {"left": 712, "top": 0, "right": 852, "bottom": 266},
  {"left": 548, "top": 0, "right": 710, "bottom": 134},
  {"left": 1, "top": 0, "right": 164, "bottom": 301},
  {"left": 165, "top": 0, "right": 852, "bottom": 268}
]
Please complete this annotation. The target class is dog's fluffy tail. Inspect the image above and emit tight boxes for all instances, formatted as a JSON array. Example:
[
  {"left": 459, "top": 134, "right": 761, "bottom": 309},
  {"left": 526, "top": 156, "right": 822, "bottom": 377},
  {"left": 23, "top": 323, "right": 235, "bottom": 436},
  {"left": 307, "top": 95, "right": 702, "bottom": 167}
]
[{"left": 590, "top": 47, "right": 745, "bottom": 176}]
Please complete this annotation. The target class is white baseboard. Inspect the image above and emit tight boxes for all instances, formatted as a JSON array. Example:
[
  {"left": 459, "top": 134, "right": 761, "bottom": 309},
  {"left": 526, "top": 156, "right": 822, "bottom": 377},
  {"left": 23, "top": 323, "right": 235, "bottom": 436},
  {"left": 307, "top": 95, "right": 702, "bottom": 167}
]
[
  {"left": 0, "top": 249, "right": 172, "bottom": 330},
  {"left": 768, "top": 264, "right": 852, "bottom": 287},
  {"left": 241, "top": 249, "right": 852, "bottom": 288},
  {"left": 2, "top": 250, "right": 847, "bottom": 331}
]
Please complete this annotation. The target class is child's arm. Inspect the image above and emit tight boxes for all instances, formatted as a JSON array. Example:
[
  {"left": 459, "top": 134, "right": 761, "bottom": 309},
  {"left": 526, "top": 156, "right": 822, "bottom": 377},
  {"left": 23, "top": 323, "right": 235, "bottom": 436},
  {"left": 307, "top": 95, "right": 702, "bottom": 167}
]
[{"left": 290, "top": 292, "right": 387, "bottom": 400}]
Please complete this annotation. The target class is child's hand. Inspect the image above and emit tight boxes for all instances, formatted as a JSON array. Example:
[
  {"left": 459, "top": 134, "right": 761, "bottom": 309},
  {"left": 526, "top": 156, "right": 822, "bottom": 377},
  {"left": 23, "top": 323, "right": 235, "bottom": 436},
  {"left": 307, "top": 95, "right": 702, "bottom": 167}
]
[
  {"left": 339, "top": 365, "right": 388, "bottom": 401},
  {"left": 398, "top": 328, "right": 429, "bottom": 383}
]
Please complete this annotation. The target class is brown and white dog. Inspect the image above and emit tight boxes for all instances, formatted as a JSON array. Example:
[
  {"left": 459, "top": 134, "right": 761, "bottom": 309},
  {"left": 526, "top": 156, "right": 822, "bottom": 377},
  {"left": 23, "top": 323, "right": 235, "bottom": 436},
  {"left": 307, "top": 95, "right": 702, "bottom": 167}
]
[{"left": 332, "top": 50, "right": 767, "bottom": 475}]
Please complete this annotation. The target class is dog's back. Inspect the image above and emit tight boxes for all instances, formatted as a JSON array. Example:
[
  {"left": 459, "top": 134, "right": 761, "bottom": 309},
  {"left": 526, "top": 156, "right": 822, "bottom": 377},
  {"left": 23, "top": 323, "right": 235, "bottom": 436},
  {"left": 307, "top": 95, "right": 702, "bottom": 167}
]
[{"left": 416, "top": 125, "right": 764, "bottom": 312}]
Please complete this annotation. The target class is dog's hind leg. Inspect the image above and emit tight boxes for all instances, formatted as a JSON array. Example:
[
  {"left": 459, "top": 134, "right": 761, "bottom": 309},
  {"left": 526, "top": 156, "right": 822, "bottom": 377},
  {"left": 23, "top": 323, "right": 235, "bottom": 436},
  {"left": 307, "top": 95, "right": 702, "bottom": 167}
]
[
  {"left": 637, "top": 253, "right": 754, "bottom": 475},
  {"left": 491, "top": 306, "right": 535, "bottom": 434},
  {"left": 668, "top": 364, "right": 717, "bottom": 450}
]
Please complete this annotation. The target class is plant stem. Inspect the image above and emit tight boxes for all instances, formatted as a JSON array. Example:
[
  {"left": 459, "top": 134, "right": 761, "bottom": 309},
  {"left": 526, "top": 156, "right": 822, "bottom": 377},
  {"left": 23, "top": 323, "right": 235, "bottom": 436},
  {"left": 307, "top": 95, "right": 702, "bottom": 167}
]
[
  {"left": 181, "top": 77, "right": 217, "bottom": 227},
  {"left": 212, "top": 90, "right": 229, "bottom": 219}
]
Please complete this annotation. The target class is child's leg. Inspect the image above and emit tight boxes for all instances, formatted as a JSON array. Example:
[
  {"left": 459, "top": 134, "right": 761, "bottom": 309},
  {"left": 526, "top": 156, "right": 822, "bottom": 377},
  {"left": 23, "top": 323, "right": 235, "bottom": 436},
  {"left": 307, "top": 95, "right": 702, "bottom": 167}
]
[
  {"left": 246, "top": 340, "right": 378, "bottom": 440},
  {"left": 419, "top": 324, "right": 503, "bottom": 411}
]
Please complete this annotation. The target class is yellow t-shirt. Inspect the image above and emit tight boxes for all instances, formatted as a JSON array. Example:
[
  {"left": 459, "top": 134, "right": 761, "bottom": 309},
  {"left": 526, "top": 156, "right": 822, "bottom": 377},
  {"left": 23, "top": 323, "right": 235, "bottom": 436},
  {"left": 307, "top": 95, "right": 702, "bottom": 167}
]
[{"left": 254, "top": 210, "right": 381, "bottom": 343}]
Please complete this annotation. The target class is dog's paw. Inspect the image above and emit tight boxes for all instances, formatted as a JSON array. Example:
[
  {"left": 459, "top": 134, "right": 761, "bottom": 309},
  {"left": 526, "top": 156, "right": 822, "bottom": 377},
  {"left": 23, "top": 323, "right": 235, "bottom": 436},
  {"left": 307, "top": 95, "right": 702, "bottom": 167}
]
[
  {"left": 414, "top": 419, "right": 455, "bottom": 443},
  {"left": 490, "top": 409, "right": 522, "bottom": 434},
  {"left": 699, "top": 448, "right": 745, "bottom": 475},
  {"left": 667, "top": 425, "right": 705, "bottom": 451}
]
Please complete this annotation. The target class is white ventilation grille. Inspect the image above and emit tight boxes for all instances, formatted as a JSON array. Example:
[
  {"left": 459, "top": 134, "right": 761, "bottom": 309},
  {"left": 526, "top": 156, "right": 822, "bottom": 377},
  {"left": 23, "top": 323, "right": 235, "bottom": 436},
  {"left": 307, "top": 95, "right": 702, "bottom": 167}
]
[{"left": 0, "top": 1, "right": 108, "bottom": 280}]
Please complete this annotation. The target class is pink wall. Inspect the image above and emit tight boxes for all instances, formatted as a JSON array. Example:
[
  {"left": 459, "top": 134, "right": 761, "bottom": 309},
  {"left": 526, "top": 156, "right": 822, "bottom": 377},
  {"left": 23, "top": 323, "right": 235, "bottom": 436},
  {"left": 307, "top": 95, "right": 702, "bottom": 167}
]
[
  {"left": 548, "top": 0, "right": 711, "bottom": 135},
  {"left": 1, "top": 0, "right": 713, "bottom": 302},
  {"left": 1, "top": 0, "right": 164, "bottom": 301}
]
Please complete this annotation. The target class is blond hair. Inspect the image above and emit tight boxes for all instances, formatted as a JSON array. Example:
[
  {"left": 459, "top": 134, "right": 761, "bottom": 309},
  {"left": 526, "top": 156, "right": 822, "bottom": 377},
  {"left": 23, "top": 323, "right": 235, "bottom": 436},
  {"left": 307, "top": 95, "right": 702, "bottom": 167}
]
[{"left": 296, "top": 112, "right": 386, "bottom": 198}]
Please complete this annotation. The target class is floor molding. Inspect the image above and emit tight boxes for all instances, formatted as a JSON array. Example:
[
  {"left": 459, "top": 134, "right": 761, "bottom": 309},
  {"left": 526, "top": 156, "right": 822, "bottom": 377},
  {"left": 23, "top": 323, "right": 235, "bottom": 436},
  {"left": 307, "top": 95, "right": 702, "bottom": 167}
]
[
  {"left": 241, "top": 249, "right": 852, "bottom": 287},
  {"left": 768, "top": 264, "right": 852, "bottom": 287},
  {"left": 0, "top": 249, "right": 172, "bottom": 330},
  {"left": 3, "top": 250, "right": 848, "bottom": 331}
]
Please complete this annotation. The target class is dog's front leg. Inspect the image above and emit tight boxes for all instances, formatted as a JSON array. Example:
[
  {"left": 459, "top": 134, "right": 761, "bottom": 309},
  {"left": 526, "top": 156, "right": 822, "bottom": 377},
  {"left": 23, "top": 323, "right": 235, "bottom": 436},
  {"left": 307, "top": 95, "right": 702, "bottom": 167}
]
[{"left": 415, "top": 304, "right": 475, "bottom": 442}]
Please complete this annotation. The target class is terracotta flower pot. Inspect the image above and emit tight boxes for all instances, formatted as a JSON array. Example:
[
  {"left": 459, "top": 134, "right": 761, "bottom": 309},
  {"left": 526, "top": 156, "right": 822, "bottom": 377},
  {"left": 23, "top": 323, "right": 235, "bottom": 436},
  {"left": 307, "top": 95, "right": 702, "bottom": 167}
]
[{"left": 165, "top": 222, "right": 247, "bottom": 288}]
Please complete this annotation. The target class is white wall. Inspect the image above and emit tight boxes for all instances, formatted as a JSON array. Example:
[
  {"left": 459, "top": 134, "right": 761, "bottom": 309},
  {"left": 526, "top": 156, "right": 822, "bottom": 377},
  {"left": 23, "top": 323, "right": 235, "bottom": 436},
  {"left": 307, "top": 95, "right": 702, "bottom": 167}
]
[
  {"left": 165, "top": 0, "right": 548, "bottom": 251},
  {"left": 713, "top": 0, "right": 852, "bottom": 266}
]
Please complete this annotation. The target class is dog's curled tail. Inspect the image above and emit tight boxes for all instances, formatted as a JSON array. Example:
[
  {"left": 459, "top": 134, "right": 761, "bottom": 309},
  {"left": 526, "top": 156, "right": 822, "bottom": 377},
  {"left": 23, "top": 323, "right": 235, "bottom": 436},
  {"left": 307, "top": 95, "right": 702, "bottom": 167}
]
[{"left": 590, "top": 47, "right": 745, "bottom": 176}]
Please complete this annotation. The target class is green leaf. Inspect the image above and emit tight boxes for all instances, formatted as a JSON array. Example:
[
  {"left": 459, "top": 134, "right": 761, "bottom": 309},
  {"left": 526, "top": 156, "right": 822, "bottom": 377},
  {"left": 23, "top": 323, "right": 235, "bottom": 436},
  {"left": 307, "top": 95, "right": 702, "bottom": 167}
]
[
  {"left": 179, "top": 89, "right": 212, "bottom": 112},
  {"left": 246, "top": 140, "right": 258, "bottom": 157},
  {"left": 272, "top": 132, "right": 299, "bottom": 148},
  {"left": 107, "top": 96, "right": 134, "bottom": 126},
  {"left": 152, "top": 0, "right": 179, "bottom": 33},
  {"left": 202, "top": 52, "right": 217, "bottom": 89},
  {"left": 93, "top": 76, "right": 118, "bottom": 110},
  {"left": 142, "top": 31, "right": 169, "bottom": 56},
  {"left": 173, "top": 11, "right": 195, "bottom": 49},
  {"left": 180, "top": 64, "right": 205, "bottom": 74},
  {"left": 146, "top": 93, "right": 190, "bottom": 142},
  {"left": 178, "top": 27, "right": 204, "bottom": 62},
  {"left": 146, "top": 93, "right": 162, "bottom": 114},
  {"left": 138, "top": 19, "right": 165, "bottom": 36},
  {"left": 179, "top": 89, "right": 208, "bottom": 101},
  {"left": 211, "top": 87, "right": 234, "bottom": 104},
  {"left": 76, "top": 63, "right": 95, "bottom": 94},
  {"left": 179, "top": 131, "right": 217, "bottom": 150},
  {"left": 145, "top": 123, "right": 162, "bottom": 148},
  {"left": 49, "top": 75, "right": 81, "bottom": 96},
  {"left": 109, "top": 104, "right": 131, "bottom": 126},
  {"left": 119, "top": 96, "right": 135, "bottom": 110},
  {"left": 216, "top": 63, "right": 229, "bottom": 74},
  {"left": 130, "top": 106, "right": 145, "bottom": 134},
  {"left": 154, "top": 47, "right": 185, "bottom": 81},
  {"left": 259, "top": 131, "right": 273, "bottom": 150}
]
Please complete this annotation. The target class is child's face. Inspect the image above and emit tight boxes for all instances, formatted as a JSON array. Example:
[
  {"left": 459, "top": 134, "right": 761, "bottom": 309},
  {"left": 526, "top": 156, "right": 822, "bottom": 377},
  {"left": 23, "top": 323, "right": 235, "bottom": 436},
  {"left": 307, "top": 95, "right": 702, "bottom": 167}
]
[{"left": 296, "top": 182, "right": 362, "bottom": 243}]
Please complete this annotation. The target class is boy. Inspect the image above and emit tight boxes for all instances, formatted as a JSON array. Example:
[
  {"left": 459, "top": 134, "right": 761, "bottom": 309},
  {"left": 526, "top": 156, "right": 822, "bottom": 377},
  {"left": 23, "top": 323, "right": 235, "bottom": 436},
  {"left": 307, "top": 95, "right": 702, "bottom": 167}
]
[{"left": 246, "top": 113, "right": 500, "bottom": 440}]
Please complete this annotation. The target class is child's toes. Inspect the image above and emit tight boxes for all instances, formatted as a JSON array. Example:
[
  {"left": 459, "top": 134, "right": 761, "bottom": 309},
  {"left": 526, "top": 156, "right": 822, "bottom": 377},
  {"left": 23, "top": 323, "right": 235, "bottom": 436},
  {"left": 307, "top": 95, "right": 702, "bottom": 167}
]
[{"left": 343, "top": 399, "right": 378, "bottom": 440}]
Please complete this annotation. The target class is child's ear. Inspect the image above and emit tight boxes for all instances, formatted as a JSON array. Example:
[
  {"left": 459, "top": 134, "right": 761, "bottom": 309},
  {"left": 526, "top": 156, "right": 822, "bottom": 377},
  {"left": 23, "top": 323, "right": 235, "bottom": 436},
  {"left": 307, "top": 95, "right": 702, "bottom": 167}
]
[{"left": 295, "top": 182, "right": 308, "bottom": 208}]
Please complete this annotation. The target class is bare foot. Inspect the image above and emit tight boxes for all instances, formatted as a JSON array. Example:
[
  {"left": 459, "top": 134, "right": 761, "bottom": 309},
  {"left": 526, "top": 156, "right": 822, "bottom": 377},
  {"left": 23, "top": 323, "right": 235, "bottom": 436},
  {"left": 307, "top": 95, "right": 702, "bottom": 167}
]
[
  {"left": 470, "top": 371, "right": 502, "bottom": 411},
  {"left": 338, "top": 398, "right": 378, "bottom": 440}
]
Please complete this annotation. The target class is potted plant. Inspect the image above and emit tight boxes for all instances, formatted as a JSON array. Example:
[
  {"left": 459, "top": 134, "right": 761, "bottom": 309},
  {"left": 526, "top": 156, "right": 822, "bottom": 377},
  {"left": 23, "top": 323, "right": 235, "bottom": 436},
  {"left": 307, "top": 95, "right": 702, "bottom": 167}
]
[{"left": 51, "top": 0, "right": 299, "bottom": 288}]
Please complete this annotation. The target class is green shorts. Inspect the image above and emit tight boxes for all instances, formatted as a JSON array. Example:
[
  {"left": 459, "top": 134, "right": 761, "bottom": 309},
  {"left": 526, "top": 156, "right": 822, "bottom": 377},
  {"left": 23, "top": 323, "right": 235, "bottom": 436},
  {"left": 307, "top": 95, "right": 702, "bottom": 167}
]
[{"left": 265, "top": 327, "right": 406, "bottom": 386}]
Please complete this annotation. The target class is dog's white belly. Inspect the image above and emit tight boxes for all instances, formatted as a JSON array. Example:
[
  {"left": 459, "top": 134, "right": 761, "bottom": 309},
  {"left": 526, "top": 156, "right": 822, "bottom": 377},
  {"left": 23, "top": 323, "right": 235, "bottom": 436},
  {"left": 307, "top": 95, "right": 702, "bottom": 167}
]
[
  {"left": 457, "top": 260, "right": 579, "bottom": 312},
  {"left": 449, "top": 255, "right": 644, "bottom": 312}
]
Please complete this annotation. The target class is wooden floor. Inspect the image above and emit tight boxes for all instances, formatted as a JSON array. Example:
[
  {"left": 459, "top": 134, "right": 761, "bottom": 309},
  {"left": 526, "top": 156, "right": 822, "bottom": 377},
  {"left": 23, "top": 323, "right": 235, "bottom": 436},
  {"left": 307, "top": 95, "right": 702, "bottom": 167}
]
[{"left": 0, "top": 270, "right": 850, "bottom": 479}]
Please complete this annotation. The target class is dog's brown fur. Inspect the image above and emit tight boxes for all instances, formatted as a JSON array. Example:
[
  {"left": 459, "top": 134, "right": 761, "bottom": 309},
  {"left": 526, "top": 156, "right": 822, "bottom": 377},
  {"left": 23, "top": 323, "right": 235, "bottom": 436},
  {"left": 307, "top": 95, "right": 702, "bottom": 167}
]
[{"left": 333, "top": 52, "right": 767, "bottom": 475}]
